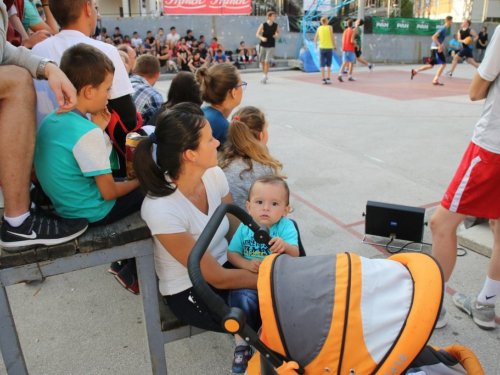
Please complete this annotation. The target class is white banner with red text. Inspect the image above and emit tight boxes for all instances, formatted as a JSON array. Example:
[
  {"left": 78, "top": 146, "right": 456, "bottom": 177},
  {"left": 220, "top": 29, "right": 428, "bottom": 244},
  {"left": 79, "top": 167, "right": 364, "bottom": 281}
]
[{"left": 163, "top": 0, "right": 252, "bottom": 15}]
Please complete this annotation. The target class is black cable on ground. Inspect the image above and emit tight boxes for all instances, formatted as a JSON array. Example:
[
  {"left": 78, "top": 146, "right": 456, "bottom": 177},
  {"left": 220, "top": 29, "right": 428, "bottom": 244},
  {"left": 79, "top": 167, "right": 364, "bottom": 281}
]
[{"left": 380, "top": 240, "right": 468, "bottom": 256}]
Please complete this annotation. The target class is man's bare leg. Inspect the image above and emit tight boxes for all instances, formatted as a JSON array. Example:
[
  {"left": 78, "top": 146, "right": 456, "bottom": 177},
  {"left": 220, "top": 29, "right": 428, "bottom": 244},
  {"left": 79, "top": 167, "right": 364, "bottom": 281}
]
[
  {"left": 262, "top": 61, "right": 270, "bottom": 75},
  {"left": 357, "top": 57, "right": 369, "bottom": 66},
  {"left": 417, "top": 64, "right": 433, "bottom": 73},
  {"left": 430, "top": 206, "right": 467, "bottom": 281},
  {"left": 488, "top": 219, "right": 500, "bottom": 281},
  {"left": 467, "top": 57, "right": 479, "bottom": 68},
  {"left": 0, "top": 66, "right": 35, "bottom": 218},
  {"left": 449, "top": 54, "right": 460, "bottom": 74},
  {"left": 434, "top": 64, "right": 446, "bottom": 82}
]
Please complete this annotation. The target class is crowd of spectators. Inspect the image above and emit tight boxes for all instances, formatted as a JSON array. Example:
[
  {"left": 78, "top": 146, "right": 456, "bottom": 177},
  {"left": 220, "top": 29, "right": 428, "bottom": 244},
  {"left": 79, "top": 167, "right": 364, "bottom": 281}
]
[{"left": 93, "top": 26, "right": 259, "bottom": 74}]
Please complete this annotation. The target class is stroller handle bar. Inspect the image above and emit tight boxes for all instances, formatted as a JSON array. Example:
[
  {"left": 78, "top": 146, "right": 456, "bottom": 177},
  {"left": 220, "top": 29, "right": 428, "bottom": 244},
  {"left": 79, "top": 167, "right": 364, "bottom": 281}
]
[
  {"left": 188, "top": 203, "right": 262, "bottom": 318},
  {"left": 187, "top": 203, "right": 304, "bottom": 374}
]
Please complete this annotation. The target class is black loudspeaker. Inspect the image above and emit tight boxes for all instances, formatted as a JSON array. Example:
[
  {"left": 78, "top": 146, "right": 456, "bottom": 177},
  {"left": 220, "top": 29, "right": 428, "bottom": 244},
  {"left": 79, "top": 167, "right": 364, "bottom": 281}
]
[{"left": 365, "top": 201, "right": 425, "bottom": 243}]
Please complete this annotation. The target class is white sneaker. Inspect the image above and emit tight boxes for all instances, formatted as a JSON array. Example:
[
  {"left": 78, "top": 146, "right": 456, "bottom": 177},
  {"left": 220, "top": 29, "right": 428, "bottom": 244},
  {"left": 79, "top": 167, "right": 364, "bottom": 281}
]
[
  {"left": 435, "top": 306, "right": 447, "bottom": 329},
  {"left": 453, "top": 293, "right": 496, "bottom": 330}
]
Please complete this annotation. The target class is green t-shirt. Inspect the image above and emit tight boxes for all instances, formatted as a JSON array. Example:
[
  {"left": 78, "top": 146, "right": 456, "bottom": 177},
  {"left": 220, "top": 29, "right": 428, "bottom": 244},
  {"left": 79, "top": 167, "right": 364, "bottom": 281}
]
[
  {"left": 22, "top": 0, "right": 42, "bottom": 31},
  {"left": 355, "top": 26, "right": 362, "bottom": 49},
  {"left": 35, "top": 111, "right": 116, "bottom": 223}
]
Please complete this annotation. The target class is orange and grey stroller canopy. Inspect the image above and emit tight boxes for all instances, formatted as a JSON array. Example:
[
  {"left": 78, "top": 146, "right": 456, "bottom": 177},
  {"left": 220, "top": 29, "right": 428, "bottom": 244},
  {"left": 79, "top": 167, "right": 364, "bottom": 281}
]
[
  {"left": 187, "top": 204, "right": 483, "bottom": 375},
  {"left": 251, "top": 252, "right": 483, "bottom": 375}
]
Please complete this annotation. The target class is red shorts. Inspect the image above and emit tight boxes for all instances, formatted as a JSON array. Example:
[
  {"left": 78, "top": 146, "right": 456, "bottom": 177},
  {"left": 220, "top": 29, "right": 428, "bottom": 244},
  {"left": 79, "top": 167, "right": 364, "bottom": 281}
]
[{"left": 441, "top": 142, "right": 500, "bottom": 219}]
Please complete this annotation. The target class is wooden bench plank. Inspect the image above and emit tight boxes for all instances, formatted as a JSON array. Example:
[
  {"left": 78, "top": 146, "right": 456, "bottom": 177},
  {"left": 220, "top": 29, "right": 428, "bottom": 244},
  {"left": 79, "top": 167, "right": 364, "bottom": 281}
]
[
  {"left": 1, "top": 212, "right": 150, "bottom": 268},
  {"left": 78, "top": 212, "right": 151, "bottom": 253}
]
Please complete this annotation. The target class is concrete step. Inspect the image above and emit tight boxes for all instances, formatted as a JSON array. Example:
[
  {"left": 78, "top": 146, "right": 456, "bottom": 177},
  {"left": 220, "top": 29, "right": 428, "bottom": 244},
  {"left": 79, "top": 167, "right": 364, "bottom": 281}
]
[
  {"left": 158, "top": 59, "right": 296, "bottom": 81},
  {"left": 457, "top": 222, "right": 493, "bottom": 258},
  {"left": 288, "top": 59, "right": 304, "bottom": 69}
]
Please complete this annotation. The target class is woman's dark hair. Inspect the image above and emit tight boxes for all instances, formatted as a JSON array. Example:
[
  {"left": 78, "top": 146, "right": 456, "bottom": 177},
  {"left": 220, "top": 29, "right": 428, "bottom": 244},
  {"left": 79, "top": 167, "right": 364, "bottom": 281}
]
[
  {"left": 195, "top": 64, "right": 239, "bottom": 105},
  {"left": 134, "top": 103, "right": 206, "bottom": 197},
  {"left": 163, "top": 71, "right": 203, "bottom": 109}
]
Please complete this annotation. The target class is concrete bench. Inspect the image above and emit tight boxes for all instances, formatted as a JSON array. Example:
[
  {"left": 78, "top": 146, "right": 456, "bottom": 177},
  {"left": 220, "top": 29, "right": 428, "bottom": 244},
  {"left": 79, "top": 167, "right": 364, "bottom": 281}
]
[{"left": 0, "top": 211, "right": 203, "bottom": 374}]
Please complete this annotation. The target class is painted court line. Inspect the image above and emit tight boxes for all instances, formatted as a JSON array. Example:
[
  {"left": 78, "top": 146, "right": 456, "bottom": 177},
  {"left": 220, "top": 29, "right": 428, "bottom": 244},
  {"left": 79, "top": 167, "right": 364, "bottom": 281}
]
[
  {"left": 268, "top": 108, "right": 478, "bottom": 119},
  {"left": 291, "top": 191, "right": 500, "bottom": 324}
]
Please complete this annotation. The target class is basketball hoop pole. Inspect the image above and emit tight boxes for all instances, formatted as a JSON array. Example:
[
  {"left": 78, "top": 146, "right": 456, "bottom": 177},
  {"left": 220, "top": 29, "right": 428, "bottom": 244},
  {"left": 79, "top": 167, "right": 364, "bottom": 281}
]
[{"left": 358, "top": 0, "right": 364, "bottom": 54}]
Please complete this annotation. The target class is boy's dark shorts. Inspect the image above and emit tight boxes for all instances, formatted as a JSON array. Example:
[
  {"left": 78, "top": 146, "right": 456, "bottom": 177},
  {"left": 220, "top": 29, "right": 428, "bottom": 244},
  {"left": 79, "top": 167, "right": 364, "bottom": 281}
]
[
  {"left": 429, "top": 49, "right": 446, "bottom": 65},
  {"left": 458, "top": 48, "right": 473, "bottom": 59},
  {"left": 355, "top": 48, "right": 362, "bottom": 58},
  {"left": 320, "top": 48, "right": 333, "bottom": 68}
]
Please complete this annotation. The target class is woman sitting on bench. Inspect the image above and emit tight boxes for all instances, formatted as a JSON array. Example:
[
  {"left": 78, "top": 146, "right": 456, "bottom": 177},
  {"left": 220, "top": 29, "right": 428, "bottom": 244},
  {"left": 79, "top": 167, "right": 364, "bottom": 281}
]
[{"left": 134, "top": 102, "right": 258, "bottom": 369}]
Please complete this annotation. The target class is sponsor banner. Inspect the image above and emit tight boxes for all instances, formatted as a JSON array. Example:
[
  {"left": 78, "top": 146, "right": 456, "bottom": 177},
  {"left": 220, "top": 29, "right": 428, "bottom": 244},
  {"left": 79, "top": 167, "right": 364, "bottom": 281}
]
[
  {"left": 373, "top": 17, "right": 446, "bottom": 35},
  {"left": 163, "top": 0, "right": 251, "bottom": 15},
  {"left": 287, "top": 15, "right": 373, "bottom": 34}
]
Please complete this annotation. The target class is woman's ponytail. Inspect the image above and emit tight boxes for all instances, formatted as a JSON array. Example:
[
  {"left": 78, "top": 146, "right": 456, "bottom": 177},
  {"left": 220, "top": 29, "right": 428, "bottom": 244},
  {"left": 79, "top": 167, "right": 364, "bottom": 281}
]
[{"left": 134, "top": 137, "right": 176, "bottom": 197}]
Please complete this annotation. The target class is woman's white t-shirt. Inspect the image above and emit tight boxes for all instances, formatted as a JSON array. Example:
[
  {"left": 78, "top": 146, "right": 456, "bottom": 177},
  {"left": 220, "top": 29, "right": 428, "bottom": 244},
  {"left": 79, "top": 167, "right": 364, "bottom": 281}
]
[{"left": 141, "top": 167, "right": 230, "bottom": 296}]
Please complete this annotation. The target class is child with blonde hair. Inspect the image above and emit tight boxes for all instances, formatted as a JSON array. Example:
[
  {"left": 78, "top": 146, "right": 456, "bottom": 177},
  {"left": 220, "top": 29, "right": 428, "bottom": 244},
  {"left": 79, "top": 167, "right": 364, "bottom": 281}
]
[{"left": 219, "top": 106, "right": 283, "bottom": 210}]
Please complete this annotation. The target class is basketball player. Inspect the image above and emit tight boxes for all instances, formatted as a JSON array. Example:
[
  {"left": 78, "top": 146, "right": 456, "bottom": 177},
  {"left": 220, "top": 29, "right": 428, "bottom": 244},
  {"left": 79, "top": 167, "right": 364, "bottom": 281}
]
[
  {"left": 256, "top": 11, "right": 279, "bottom": 84},
  {"left": 411, "top": 16, "right": 453, "bottom": 86},
  {"left": 445, "top": 20, "right": 479, "bottom": 77}
]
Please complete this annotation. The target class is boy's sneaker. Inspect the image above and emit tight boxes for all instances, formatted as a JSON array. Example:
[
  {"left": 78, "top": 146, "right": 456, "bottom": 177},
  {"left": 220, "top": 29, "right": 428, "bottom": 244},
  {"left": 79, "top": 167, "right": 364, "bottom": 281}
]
[
  {"left": 433, "top": 80, "right": 444, "bottom": 86},
  {"left": 435, "top": 306, "right": 447, "bottom": 329},
  {"left": 453, "top": 293, "right": 496, "bottom": 330},
  {"left": 338, "top": 76, "right": 343, "bottom": 83},
  {"left": 232, "top": 345, "right": 252, "bottom": 374},
  {"left": 348, "top": 76, "right": 356, "bottom": 81},
  {"left": 325, "top": 78, "right": 332, "bottom": 84},
  {"left": 342, "top": 69, "right": 348, "bottom": 75},
  {"left": 411, "top": 69, "right": 417, "bottom": 80},
  {"left": 445, "top": 71, "right": 453, "bottom": 77},
  {"left": 322, "top": 78, "right": 327, "bottom": 84},
  {"left": 114, "top": 263, "right": 140, "bottom": 295},
  {"left": 368, "top": 63, "right": 374, "bottom": 72},
  {"left": 108, "top": 261, "right": 126, "bottom": 275},
  {"left": 0, "top": 209, "right": 88, "bottom": 252}
]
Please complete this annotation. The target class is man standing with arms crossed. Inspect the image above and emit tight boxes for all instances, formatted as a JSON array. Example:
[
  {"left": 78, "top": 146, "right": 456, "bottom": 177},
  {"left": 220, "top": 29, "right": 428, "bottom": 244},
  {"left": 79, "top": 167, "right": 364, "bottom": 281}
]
[
  {"left": 256, "top": 11, "right": 279, "bottom": 84},
  {"left": 411, "top": 16, "right": 452, "bottom": 86},
  {"left": 430, "top": 26, "right": 500, "bottom": 330}
]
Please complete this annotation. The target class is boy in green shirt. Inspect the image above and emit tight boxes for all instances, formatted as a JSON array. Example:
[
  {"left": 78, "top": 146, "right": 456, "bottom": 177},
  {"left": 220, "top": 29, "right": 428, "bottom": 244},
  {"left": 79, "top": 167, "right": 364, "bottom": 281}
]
[{"left": 35, "top": 43, "right": 143, "bottom": 293}]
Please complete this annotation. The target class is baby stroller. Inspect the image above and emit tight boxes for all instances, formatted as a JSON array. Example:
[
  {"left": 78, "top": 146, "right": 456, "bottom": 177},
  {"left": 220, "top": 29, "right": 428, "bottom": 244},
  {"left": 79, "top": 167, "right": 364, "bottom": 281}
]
[{"left": 188, "top": 204, "right": 484, "bottom": 375}]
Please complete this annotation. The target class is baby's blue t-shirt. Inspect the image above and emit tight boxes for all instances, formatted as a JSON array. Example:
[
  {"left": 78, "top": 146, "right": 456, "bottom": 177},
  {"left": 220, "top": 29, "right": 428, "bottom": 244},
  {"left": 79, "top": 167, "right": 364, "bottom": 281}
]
[{"left": 228, "top": 217, "right": 298, "bottom": 261}]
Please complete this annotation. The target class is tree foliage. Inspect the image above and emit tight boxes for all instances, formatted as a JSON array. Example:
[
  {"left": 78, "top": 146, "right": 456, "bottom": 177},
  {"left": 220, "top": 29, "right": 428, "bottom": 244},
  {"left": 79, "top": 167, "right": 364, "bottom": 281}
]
[{"left": 400, "top": 0, "right": 414, "bottom": 18}]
